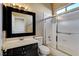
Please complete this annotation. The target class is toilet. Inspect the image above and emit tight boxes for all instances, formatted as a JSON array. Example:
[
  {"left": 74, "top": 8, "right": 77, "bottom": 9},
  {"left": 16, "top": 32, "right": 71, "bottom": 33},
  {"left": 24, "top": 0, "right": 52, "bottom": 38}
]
[{"left": 34, "top": 36, "right": 50, "bottom": 56}]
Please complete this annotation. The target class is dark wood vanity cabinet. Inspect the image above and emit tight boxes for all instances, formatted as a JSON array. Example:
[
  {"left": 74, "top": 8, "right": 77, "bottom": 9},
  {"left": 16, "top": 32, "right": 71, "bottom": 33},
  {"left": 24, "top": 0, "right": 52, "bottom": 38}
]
[{"left": 3, "top": 43, "right": 39, "bottom": 56}]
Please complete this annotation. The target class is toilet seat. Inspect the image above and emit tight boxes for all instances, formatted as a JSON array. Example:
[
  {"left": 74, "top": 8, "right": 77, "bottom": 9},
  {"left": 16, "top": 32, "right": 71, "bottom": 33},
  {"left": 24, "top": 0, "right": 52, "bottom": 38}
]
[
  {"left": 39, "top": 45, "right": 50, "bottom": 55},
  {"left": 39, "top": 45, "right": 49, "bottom": 51}
]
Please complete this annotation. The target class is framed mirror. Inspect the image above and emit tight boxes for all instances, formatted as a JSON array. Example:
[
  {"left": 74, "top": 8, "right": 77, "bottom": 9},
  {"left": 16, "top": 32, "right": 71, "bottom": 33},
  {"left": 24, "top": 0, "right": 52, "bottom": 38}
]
[{"left": 3, "top": 6, "right": 36, "bottom": 38}]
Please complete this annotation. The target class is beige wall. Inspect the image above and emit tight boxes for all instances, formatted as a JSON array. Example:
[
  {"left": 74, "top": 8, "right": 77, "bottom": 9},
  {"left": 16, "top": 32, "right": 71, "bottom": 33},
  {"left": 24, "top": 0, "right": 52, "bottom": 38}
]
[{"left": 0, "top": 4, "right": 2, "bottom": 55}]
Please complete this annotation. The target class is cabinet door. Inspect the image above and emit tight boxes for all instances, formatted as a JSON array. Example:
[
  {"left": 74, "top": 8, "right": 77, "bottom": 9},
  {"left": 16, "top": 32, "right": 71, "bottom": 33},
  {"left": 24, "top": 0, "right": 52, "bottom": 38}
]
[{"left": 3, "top": 43, "right": 38, "bottom": 56}]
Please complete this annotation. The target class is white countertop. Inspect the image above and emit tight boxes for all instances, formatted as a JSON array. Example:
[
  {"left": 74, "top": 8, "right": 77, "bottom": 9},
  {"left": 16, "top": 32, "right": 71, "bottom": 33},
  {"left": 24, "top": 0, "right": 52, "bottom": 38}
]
[{"left": 2, "top": 37, "right": 38, "bottom": 51}]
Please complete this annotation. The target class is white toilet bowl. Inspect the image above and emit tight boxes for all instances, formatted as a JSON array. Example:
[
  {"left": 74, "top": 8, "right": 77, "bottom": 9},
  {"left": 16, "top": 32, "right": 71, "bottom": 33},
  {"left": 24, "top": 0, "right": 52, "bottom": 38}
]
[
  {"left": 39, "top": 45, "right": 50, "bottom": 56},
  {"left": 34, "top": 36, "right": 50, "bottom": 56}
]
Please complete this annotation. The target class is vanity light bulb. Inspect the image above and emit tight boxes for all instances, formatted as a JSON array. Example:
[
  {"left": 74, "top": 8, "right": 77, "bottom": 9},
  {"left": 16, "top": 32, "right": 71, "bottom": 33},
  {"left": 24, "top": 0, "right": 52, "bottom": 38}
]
[
  {"left": 25, "top": 7, "right": 28, "bottom": 9},
  {"left": 13, "top": 3, "right": 16, "bottom": 6},
  {"left": 18, "top": 5, "right": 22, "bottom": 8}
]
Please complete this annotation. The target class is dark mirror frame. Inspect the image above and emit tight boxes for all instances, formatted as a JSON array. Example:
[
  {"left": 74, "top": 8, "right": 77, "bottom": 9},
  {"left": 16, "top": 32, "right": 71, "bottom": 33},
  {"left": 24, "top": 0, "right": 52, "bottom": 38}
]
[{"left": 3, "top": 5, "right": 36, "bottom": 38}]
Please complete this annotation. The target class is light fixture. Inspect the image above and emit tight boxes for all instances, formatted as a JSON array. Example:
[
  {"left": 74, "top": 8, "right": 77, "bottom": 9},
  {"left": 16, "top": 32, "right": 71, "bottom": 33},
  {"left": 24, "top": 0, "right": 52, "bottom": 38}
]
[
  {"left": 3, "top": 3, "right": 8, "bottom": 7},
  {"left": 9, "top": 3, "right": 13, "bottom": 7},
  {"left": 25, "top": 6, "right": 28, "bottom": 10},
  {"left": 3, "top": 3, "right": 29, "bottom": 11},
  {"left": 20, "top": 6, "right": 25, "bottom": 10},
  {"left": 13, "top": 3, "right": 16, "bottom": 6}
]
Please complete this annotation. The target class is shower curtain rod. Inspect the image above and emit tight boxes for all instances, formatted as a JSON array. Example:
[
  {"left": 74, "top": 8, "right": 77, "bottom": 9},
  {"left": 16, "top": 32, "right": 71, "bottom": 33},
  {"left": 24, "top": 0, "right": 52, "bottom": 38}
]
[{"left": 36, "top": 16, "right": 56, "bottom": 23}]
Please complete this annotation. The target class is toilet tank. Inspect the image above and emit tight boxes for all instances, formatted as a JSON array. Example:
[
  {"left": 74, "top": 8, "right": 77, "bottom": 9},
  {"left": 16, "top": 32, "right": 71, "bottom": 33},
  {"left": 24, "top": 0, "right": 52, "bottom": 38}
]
[{"left": 34, "top": 36, "right": 43, "bottom": 46}]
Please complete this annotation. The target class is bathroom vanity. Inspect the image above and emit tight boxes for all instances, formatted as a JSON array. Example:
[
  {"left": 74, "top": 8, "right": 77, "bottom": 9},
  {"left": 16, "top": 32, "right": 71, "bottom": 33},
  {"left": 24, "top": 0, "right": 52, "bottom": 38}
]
[
  {"left": 2, "top": 38, "right": 39, "bottom": 56},
  {"left": 3, "top": 43, "right": 38, "bottom": 56},
  {"left": 2, "top": 5, "right": 37, "bottom": 56}
]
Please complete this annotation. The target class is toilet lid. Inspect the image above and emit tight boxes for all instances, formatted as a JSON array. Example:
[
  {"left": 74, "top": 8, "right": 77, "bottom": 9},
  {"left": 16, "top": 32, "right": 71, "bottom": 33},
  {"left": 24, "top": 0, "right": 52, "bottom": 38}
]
[{"left": 39, "top": 45, "right": 49, "bottom": 52}]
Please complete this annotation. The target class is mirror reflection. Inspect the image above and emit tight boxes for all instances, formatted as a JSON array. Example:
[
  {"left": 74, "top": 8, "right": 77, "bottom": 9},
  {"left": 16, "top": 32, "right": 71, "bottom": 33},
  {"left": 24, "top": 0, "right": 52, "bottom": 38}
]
[{"left": 12, "top": 12, "right": 33, "bottom": 34}]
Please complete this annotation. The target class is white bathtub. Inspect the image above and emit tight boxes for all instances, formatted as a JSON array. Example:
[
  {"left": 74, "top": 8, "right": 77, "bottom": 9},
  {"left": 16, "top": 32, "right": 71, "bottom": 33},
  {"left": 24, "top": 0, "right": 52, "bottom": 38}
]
[{"left": 46, "top": 43, "right": 69, "bottom": 56}]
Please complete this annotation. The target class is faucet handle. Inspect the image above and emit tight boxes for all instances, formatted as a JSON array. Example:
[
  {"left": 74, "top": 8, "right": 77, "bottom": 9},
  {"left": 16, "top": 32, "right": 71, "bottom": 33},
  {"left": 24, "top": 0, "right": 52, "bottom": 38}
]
[{"left": 48, "top": 36, "right": 52, "bottom": 41}]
